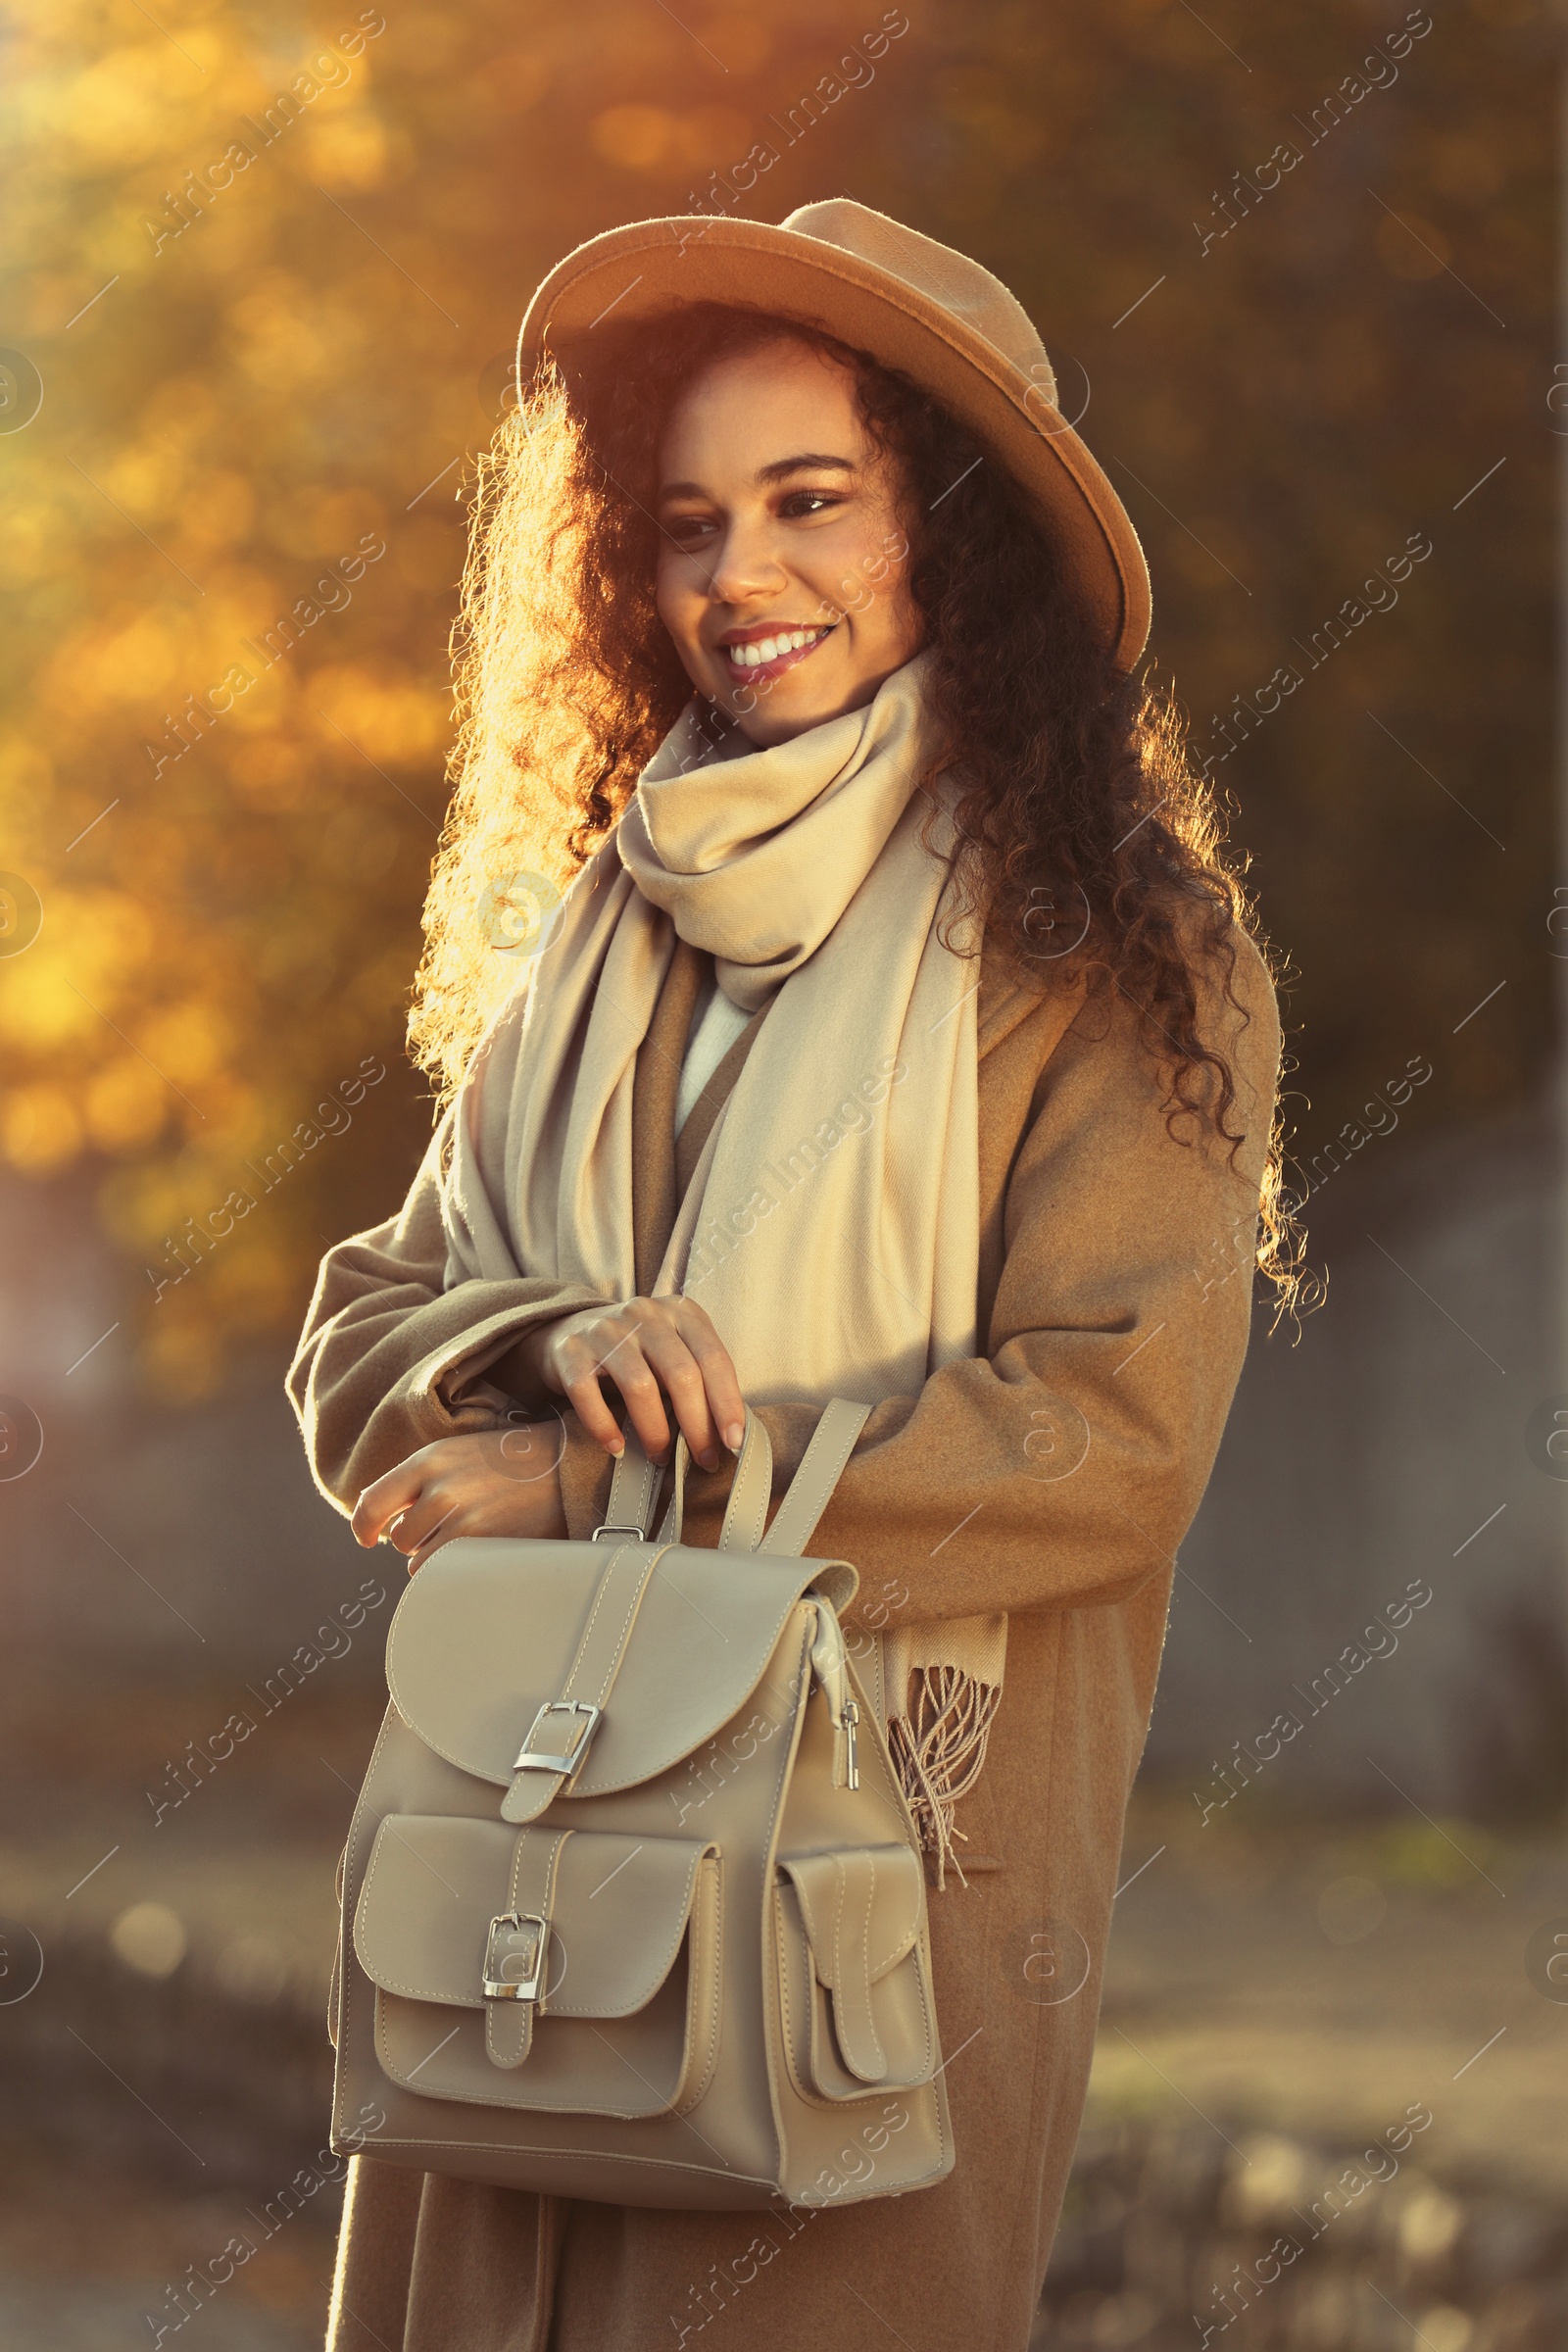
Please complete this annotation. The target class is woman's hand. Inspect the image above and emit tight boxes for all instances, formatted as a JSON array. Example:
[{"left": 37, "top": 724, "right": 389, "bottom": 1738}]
[
  {"left": 352, "top": 1426, "right": 567, "bottom": 1574},
  {"left": 530, "top": 1295, "right": 745, "bottom": 1469}
]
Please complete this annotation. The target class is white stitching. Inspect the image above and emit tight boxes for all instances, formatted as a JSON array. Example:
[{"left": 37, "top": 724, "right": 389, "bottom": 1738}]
[
  {"left": 775, "top": 1849, "right": 933, "bottom": 2097},
  {"left": 868, "top": 1850, "right": 924, "bottom": 1977},
  {"left": 502, "top": 1544, "right": 662, "bottom": 1814},
  {"left": 766, "top": 1403, "right": 868, "bottom": 1558},
  {"left": 394, "top": 1570, "right": 819, "bottom": 1798},
  {"left": 379, "top": 1991, "right": 681, "bottom": 2120},
  {"left": 772, "top": 1885, "right": 816, "bottom": 2104},
  {"left": 484, "top": 1825, "right": 569, "bottom": 2065},
  {"left": 718, "top": 1415, "right": 770, "bottom": 1554},
  {"left": 548, "top": 1843, "right": 703, "bottom": 2017},
  {"left": 605, "top": 1439, "right": 659, "bottom": 1535},
  {"left": 359, "top": 1822, "right": 702, "bottom": 2015},
  {"left": 334, "top": 2123, "right": 776, "bottom": 2187},
  {"left": 744, "top": 1421, "right": 769, "bottom": 1553},
  {"left": 856, "top": 1852, "right": 885, "bottom": 2074},
  {"left": 827, "top": 1851, "right": 884, "bottom": 2082},
  {"left": 781, "top": 1846, "right": 924, "bottom": 1981},
  {"left": 673, "top": 1852, "right": 724, "bottom": 2116},
  {"left": 486, "top": 2001, "right": 529, "bottom": 2070},
  {"left": 571, "top": 1548, "right": 655, "bottom": 1707}
]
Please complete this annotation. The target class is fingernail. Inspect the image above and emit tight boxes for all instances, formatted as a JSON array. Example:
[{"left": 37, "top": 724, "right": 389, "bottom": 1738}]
[
  {"left": 609, "top": 1437, "right": 624, "bottom": 1457},
  {"left": 724, "top": 1422, "right": 745, "bottom": 1451},
  {"left": 699, "top": 1447, "right": 722, "bottom": 1472}
]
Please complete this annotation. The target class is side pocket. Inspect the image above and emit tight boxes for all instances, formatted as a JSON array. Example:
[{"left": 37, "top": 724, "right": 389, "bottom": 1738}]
[{"left": 772, "top": 1847, "right": 937, "bottom": 2105}]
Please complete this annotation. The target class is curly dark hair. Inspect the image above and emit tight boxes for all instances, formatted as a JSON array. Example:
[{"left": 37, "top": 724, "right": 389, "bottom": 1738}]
[{"left": 413, "top": 301, "right": 1295, "bottom": 1303}]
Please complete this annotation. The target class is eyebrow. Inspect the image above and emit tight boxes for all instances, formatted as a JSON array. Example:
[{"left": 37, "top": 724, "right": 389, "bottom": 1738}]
[
  {"left": 758, "top": 452, "right": 856, "bottom": 484},
  {"left": 657, "top": 453, "right": 858, "bottom": 502}
]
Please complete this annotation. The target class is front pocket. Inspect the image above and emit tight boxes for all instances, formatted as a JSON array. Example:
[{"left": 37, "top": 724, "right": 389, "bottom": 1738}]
[
  {"left": 354, "top": 1815, "right": 721, "bottom": 2118},
  {"left": 773, "top": 1845, "right": 937, "bottom": 2105}
]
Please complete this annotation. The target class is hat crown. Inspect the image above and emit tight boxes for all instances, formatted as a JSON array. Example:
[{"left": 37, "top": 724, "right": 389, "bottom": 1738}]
[{"left": 779, "top": 198, "right": 1056, "bottom": 408}]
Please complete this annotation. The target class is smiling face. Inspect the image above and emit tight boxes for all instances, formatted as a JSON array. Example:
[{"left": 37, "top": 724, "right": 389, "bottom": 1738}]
[{"left": 653, "top": 336, "right": 924, "bottom": 747}]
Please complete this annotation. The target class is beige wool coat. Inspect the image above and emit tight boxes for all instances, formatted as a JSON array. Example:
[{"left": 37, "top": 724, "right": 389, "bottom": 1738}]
[{"left": 287, "top": 916, "right": 1281, "bottom": 2352}]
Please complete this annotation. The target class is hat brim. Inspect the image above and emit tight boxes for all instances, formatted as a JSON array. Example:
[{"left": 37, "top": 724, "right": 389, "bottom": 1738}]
[{"left": 515, "top": 215, "right": 1152, "bottom": 674}]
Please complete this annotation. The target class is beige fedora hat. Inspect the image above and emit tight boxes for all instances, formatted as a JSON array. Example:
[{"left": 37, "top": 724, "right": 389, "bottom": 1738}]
[{"left": 515, "top": 198, "right": 1152, "bottom": 672}]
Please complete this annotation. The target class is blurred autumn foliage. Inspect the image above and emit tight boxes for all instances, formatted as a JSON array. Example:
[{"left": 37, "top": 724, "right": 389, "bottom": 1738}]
[{"left": 0, "top": 0, "right": 1553, "bottom": 1400}]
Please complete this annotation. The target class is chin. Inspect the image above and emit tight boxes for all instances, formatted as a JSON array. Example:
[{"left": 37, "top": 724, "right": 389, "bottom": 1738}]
[
  {"left": 714, "top": 671, "right": 866, "bottom": 746},
  {"left": 735, "top": 700, "right": 841, "bottom": 748}
]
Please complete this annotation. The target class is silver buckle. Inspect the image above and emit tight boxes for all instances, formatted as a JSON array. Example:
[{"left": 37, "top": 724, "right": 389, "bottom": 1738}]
[
  {"left": 591, "top": 1522, "right": 647, "bottom": 1543},
  {"left": 512, "top": 1698, "right": 602, "bottom": 1779},
  {"left": 483, "top": 1912, "right": 549, "bottom": 2002}
]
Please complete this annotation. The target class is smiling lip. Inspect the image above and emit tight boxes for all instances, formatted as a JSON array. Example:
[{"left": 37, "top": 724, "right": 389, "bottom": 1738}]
[{"left": 713, "top": 621, "right": 837, "bottom": 685}]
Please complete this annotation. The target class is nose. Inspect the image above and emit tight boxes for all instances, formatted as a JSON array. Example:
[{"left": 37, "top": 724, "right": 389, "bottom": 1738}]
[{"left": 702, "top": 515, "right": 788, "bottom": 609}]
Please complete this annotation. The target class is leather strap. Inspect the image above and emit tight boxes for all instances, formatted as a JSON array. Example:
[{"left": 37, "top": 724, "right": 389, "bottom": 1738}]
[
  {"left": 600, "top": 1397, "right": 866, "bottom": 1560},
  {"left": 605, "top": 1406, "right": 773, "bottom": 1548},
  {"left": 653, "top": 1437, "right": 689, "bottom": 1544},
  {"left": 793, "top": 1848, "right": 888, "bottom": 2082},
  {"left": 601, "top": 1434, "right": 664, "bottom": 1539},
  {"left": 501, "top": 1543, "right": 665, "bottom": 1824},
  {"left": 486, "top": 1826, "right": 570, "bottom": 2069},
  {"left": 717, "top": 1409, "right": 773, "bottom": 1554},
  {"left": 760, "top": 1399, "right": 871, "bottom": 1560}
]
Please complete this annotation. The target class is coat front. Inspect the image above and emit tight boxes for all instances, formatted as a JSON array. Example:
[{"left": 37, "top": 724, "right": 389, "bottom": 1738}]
[{"left": 287, "top": 920, "right": 1281, "bottom": 2352}]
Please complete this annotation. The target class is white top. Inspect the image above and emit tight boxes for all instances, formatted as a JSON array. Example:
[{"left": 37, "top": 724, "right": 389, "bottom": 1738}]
[{"left": 674, "top": 961, "right": 753, "bottom": 1136}]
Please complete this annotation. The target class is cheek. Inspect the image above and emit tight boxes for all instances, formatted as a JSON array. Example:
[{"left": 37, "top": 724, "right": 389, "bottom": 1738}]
[
  {"left": 810, "top": 516, "right": 913, "bottom": 634},
  {"left": 655, "top": 553, "right": 704, "bottom": 648}
]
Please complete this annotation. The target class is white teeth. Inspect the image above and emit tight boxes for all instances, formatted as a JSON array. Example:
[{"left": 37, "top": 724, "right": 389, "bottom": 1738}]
[{"left": 725, "top": 625, "right": 831, "bottom": 668}]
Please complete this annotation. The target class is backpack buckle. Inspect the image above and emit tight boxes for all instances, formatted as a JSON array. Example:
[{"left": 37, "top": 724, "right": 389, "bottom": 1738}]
[
  {"left": 512, "top": 1699, "right": 602, "bottom": 1779},
  {"left": 483, "top": 1912, "right": 549, "bottom": 2002}
]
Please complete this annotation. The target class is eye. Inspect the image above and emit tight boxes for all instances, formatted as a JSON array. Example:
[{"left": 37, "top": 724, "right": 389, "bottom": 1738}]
[
  {"left": 662, "top": 511, "right": 716, "bottom": 546},
  {"left": 777, "top": 489, "right": 844, "bottom": 519}
]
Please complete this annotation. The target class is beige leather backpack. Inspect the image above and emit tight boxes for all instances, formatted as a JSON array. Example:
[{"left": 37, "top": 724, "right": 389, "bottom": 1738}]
[{"left": 327, "top": 1399, "right": 954, "bottom": 2211}]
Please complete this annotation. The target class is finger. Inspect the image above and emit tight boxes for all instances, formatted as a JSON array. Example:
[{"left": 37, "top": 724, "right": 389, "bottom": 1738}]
[
  {"left": 383, "top": 1491, "right": 461, "bottom": 1558},
  {"left": 637, "top": 1328, "right": 722, "bottom": 1469},
  {"left": 557, "top": 1333, "right": 630, "bottom": 1456},
  {"left": 405, "top": 1503, "right": 465, "bottom": 1577},
  {"left": 601, "top": 1351, "right": 673, "bottom": 1463},
  {"left": 676, "top": 1310, "right": 747, "bottom": 1452},
  {"left": 353, "top": 1460, "right": 428, "bottom": 1547}
]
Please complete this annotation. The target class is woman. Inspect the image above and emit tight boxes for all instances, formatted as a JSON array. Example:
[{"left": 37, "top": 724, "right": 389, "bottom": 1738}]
[{"left": 290, "top": 198, "right": 1285, "bottom": 2352}]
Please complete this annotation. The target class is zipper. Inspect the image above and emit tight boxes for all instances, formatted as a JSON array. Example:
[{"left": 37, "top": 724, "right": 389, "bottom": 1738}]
[{"left": 808, "top": 1600, "right": 860, "bottom": 1791}]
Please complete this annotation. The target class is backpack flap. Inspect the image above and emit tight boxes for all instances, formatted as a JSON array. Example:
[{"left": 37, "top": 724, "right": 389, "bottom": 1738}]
[
  {"left": 354, "top": 1815, "right": 723, "bottom": 2119},
  {"left": 386, "top": 1534, "right": 856, "bottom": 1820}
]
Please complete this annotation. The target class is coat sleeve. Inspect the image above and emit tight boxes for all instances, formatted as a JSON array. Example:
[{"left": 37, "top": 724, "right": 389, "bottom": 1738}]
[
  {"left": 285, "top": 1109, "right": 611, "bottom": 1512},
  {"left": 578, "top": 929, "right": 1282, "bottom": 1622}
]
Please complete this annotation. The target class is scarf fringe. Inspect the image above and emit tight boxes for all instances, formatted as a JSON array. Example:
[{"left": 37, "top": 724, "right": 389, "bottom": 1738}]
[{"left": 887, "top": 1665, "right": 1003, "bottom": 1893}]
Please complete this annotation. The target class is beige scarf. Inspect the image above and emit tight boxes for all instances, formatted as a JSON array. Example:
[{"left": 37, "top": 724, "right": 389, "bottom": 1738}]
[{"left": 440, "top": 652, "right": 1004, "bottom": 1882}]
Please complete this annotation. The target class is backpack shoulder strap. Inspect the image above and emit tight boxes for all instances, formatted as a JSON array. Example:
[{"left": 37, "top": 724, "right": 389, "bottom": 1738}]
[
  {"left": 755, "top": 1398, "right": 871, "bottom": 1560},
  {"left": 601, "top": 1396, "right": 870, "bottom": 1557}
]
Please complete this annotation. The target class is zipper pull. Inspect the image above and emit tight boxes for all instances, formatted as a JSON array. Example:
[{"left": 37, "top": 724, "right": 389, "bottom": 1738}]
[
  {"left": 809, "top": 1601, "right": 859, "bottom": 1791},
  {"left": 842, "top": 1696, "right": 860, "bottom": 1792}
]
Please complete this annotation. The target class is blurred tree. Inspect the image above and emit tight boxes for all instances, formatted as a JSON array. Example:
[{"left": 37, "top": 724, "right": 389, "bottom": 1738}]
[{"left": 0, "top": 0, "right": 1552, "bottom": 1397}]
